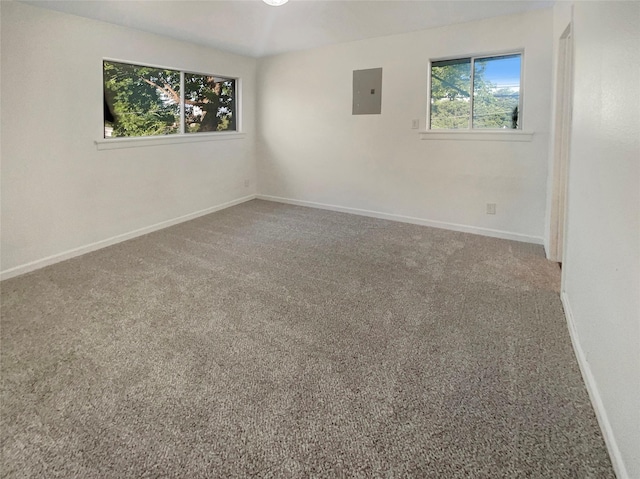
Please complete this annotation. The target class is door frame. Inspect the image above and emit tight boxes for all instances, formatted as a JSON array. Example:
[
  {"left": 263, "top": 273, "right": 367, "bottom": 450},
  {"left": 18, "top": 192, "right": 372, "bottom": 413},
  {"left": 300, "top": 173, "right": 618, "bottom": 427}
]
[{"left": 548, "top": 23, "right": 574, "bottom": 263}]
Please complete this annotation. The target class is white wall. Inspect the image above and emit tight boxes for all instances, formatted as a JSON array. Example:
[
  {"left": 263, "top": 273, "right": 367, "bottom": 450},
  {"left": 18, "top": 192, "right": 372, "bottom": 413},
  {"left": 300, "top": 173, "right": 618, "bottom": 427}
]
[
  {"left": 0, "top": 1, "right": 257, "bottom": 276},
  {"left": 561, "top": 2, "right": 640, "bottom": 478},
  {"left": 257, "top": 9, "right": 553, "bottom": 243}
]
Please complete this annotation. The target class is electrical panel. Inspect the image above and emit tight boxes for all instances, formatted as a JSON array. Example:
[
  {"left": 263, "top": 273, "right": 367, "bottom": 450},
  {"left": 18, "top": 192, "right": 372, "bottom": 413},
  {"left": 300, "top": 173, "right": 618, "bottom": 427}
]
[{"left": 352, "top": 68, "right": 382, "bottom": 115}]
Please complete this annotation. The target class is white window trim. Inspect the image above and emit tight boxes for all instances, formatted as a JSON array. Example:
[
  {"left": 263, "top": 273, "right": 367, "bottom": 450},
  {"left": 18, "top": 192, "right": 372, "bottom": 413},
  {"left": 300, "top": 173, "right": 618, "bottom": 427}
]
[
  {"left": 95, "top": 132, "right": 246, "bottom": 151},
  {"left": 419, "top": 130, "right": 533, "bottom": 142},
  {"left": 100, "top": 58, "right": 243, "bottom": 149},
  {"left": 427, "top": 50, "right": 526, "bottom": 133}
]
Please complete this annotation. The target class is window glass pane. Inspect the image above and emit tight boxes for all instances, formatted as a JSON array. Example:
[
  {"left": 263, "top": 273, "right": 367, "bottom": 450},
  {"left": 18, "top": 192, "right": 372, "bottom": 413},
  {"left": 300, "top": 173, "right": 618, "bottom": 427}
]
[
  {"left": 185, "top": 74, "right": 236, "bottom": 133},
  {"left": 473, "top": 54, "right": 521, "bottom": 129},
  {"left": 103, "top": 61, "right": 180, "bottom": 138},
  {"left": 430, "top": 58, "right": 471, "bottom": 129}
]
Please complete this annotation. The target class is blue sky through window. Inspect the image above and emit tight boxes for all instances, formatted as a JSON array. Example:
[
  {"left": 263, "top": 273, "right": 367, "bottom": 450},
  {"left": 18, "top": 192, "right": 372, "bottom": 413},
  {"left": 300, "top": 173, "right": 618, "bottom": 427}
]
[{"left": 480, "top": 55, "right": 521, "bottom": 89}]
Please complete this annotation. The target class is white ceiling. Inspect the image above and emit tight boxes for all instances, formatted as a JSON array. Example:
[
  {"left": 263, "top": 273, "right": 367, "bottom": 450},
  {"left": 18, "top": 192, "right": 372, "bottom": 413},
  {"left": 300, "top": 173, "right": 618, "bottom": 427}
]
[{"left": 23, "top": 0, "right": 554, "bottom": 58}]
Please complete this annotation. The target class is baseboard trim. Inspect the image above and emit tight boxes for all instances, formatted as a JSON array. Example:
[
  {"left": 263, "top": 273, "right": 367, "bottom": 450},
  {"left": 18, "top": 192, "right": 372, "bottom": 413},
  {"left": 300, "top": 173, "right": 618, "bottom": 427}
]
[
  {"left": 257, "top": 194, "right": 543, "bottom": 245},
  {"left": 561, "top": 291, "right": 629, "bottom": 479},
  {"left": 0, "top": 194, "right": 257, "bottom": 281}
]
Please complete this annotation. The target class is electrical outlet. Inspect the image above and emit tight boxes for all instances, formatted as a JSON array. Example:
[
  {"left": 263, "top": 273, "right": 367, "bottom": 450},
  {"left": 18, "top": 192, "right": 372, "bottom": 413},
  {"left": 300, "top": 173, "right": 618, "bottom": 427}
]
[
  {"left": 244, "top": 179, "right": 250, "bottom": 188},
  {"left": 486, "top": 203, "right": 497, "bottom": 215},
  {"left": 411, "top": 119, "right": 420, "bottom": 129}
]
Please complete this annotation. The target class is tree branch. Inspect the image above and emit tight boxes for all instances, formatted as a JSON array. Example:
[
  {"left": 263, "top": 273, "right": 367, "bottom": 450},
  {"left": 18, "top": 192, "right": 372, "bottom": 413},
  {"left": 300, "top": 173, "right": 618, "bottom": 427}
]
[
  {"left": 432, "top": 73, "right": 470, "bottom": 98},
  {"left": 140, "top": 77, "right": 182, "bottom": 104},
  {"left": 140, "top": 76, "right": 216, "bottom": 108}
]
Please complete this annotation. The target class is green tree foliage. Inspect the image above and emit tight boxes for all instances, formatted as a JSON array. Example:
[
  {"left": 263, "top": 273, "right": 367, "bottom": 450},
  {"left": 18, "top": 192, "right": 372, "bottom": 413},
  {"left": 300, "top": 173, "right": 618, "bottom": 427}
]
[
  {"left": 431, "top": 60, "right": 471, "bottom": 102},
  {"left": 473, "top": 86, "right": 519, "bottom": 129},
  {"left": 430, "top": 57, "right": 519, "bottom": 130},
  {"left": 103, "top": 62, "right": 180, "bottom": 137},
  {"left": 185, "top": 74, "right": 236, "bottom": 133},
  {"left": 430, "top": 99, "right": 471, "bottom": 129},
  {"left": 430, "top": 60, "right": 472, "bottom": 129},
  {"left": 103, "top": 62, "right": 236, "bottom": 138}
]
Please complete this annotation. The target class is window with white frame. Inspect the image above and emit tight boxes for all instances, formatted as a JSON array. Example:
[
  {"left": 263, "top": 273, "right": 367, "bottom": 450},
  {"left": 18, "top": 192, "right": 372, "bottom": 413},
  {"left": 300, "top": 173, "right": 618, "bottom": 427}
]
[
  {"left": 429, "top": 53, "right": 522, "bottom": 130},
  {"left": 103, "top": 60, "right": 237, "bottom": 138}
]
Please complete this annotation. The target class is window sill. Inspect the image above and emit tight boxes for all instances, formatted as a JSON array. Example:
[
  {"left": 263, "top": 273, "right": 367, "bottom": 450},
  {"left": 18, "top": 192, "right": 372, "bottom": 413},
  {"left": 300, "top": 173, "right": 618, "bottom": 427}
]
[
  {"left": 419, "top": 130, "right": 534, "bottom": 142},
  {"left": 95, "top": 132, "right": 246, "bottom": 150}
]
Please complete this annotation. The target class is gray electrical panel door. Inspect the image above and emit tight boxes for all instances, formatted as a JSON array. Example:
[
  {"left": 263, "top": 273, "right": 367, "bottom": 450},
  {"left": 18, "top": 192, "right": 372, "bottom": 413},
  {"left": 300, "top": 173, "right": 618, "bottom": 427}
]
[{"left": 352, "top": 68, "right": 382, "bottom": 115}]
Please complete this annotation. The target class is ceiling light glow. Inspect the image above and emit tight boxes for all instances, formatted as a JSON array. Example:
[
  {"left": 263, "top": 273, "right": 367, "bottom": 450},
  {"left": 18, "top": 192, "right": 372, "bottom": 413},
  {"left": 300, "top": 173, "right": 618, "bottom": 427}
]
[{"left": 263, "top": 0, "right": 289, "bottom": 6}]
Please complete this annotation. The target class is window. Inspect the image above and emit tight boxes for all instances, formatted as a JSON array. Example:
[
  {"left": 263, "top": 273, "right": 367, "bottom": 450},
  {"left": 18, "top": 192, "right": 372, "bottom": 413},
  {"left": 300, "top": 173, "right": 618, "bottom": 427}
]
[
  {"left": 429, "top": 53, "right": 522, "bottom": 130},
  {"left": 103, "top": 61, "right": 237, "bottom": 139},
  {"left": 184, "top": 74, "right": 236, "bottom": 133}
]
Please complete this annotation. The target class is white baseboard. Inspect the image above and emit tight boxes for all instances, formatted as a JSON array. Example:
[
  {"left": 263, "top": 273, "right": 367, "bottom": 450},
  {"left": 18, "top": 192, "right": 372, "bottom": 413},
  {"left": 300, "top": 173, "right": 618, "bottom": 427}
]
[
  {"left": 257, "top": 194, "right": 544, "bottom": 245},
  {"left": 561, "top": 291, "right": 629, "bottom": 479},
  {"left": 0, "top": 194, "right": 257, "bottom": 281}
]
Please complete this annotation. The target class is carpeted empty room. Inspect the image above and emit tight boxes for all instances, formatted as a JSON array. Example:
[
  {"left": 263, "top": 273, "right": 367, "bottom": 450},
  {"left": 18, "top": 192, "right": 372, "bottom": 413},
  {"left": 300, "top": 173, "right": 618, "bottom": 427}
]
[
  {"left": 3, "top": 1, "right": 639, "bottom": 477},
  {"left": 1, "top": 200, "right": 615, "bottom": 477}
]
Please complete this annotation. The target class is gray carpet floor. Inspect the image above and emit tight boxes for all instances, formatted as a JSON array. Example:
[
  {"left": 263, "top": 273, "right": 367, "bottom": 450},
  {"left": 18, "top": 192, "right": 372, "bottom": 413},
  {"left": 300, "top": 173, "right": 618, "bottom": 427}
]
[{"left": 1, "top": 200, "right": 614, "bottom": 478}]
